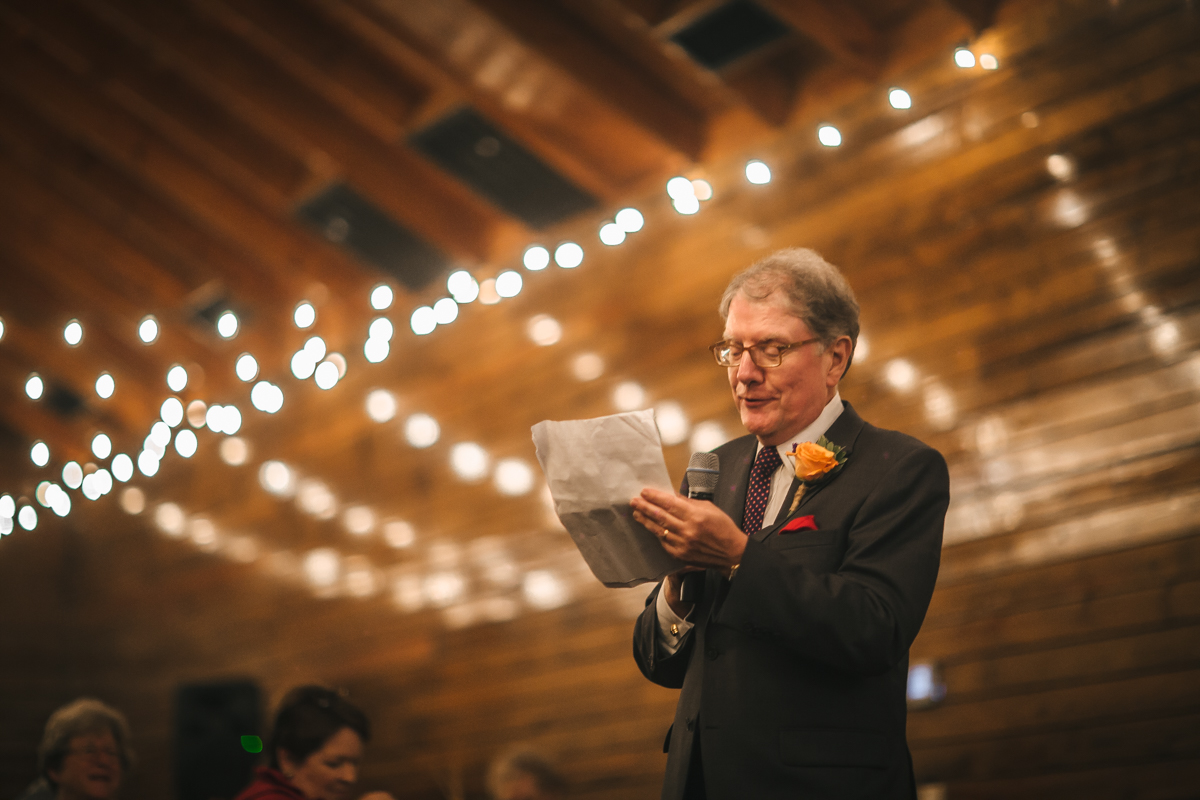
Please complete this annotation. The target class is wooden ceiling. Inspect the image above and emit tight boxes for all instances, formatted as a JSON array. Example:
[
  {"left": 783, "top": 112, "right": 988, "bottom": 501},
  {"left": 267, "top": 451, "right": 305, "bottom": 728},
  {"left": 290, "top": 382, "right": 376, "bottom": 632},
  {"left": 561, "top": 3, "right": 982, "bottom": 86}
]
[
  {"left": 0, "top": 0, "right": 1007, "bottom": 596},
  {"left": 2, "top": 0, "right": 1200, "bottom": 797}
]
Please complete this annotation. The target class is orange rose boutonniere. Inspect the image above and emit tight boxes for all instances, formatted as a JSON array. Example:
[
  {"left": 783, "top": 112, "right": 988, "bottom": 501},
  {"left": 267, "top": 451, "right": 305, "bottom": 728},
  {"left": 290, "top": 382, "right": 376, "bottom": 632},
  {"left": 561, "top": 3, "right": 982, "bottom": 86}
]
[{"left": 786, "top": 436, "right": 847, "bottom": 513}]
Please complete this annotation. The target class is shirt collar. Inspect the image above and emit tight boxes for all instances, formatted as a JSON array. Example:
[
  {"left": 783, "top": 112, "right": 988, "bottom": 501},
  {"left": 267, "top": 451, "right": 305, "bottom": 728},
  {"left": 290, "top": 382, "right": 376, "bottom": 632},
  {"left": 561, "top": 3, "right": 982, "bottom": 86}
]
[{"left": 755, "top": 390, "right": 844, "bottom": 465}]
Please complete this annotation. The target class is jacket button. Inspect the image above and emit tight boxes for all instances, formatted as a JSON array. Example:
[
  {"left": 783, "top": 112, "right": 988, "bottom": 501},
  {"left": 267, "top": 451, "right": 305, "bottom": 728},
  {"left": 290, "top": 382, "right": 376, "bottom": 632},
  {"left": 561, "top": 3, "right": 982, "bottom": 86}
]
[
  {"left": 686, "top": 718, "right": 696, "bottom": 731},
  {"left": 705, "top": 647, "right": 721, "bottom": 660}
]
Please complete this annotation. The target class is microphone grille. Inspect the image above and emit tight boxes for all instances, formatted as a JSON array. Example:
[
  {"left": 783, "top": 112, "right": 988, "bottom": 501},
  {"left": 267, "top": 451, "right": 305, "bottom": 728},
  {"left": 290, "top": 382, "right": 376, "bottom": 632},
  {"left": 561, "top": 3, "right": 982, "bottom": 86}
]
[{"left": 686, "top": 452, "right": 720, "bottom": 493}]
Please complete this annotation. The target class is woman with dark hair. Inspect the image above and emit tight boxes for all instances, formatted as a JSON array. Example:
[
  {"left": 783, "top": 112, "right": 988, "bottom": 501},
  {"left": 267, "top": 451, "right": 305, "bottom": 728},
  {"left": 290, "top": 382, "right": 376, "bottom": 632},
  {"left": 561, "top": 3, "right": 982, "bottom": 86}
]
[{"left": 235, "top": 686, "right": 394, "bottom": 800}]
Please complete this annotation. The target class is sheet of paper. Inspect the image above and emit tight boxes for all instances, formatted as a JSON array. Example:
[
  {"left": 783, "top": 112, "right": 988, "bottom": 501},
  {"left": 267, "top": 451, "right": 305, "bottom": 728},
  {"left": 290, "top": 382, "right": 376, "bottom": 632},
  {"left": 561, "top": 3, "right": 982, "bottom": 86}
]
[{"left": 532, "top": 410, "right": 686, "bottom": 588}]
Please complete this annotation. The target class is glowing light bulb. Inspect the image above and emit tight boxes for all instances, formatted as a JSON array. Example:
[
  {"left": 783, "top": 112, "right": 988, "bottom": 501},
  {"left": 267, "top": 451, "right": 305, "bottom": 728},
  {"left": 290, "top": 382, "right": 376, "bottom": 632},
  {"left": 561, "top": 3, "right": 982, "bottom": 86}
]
[
  {"left": 31, "top": 441, "right": 50, "bottom": 467},
  {"left": 404, "top": 413, "right": 439, "bottom": 448},
  {"left": 599, "top": 223, "right": 626, "bottom": 246},
  {"left": 166, "top": 365, "right": 188, "bottom": 392},
  {"left": 364, "top": 338, "right": 389, "bottom": 363},
  {"left": 433, "top": 298, "right": 459, "bottom": 324},
  {"left": 138, "top": 316, "right": 158, "bottom": 343},
  {"left": 672, "top": 195, "right": 700, "bottom": 214},
  {"left": 291, "top": 350, "right": 316, "bottom": 380},
  {"left": 450, "top": 442, "right": 489, "bottom": 481},
  {"left": 613, "top": 381, "right": 646, "bottom": 411},
  {"left": 572, "top": 352, "right": 604, "bottom": 381},
  {"left": 527, "top": 314, "right": 562, "bottom": 346},
  {"left": 18, "top": 505, "right": 37, "bottom": 531},
  {"left": 219, "top": 437, "right": 248, "bottom": 466},
  {"left": 554, "top": 243, "right": 584, "bottom": 269},
  {"left": 494, "top": 458, "right": 534, "bottom": 496},
  {"left": 64, "top": 319, "right": 83, "bottom": 346},
  {"left": 92, "top": 433, "right": 112, "bottom": 460},
  {"left": 411, "top": 306, "right": 436, "bottom": 335},
  {"left": 523, "top": 246, "right": 550, "bottom": 271},
  {"left": 137, "top": 450, "right": 160, "bottom": 477},
  {"left": 368, "top": 318, "right": 394, "bottom": 342},
  {"left": 235, "top": 353, "right": 258, "bottom": 382},
  {"left": 175, "top": 428, "right": 198, "bottom": 457},
  {"left": 294, "top": 302, "right": 316, "bottom": 328},
  {"left": 251, "top": 381, "right": 284, "bottom": 413},
  {"left": 818, "top": 125, "right": 842, "bottom": 147},
  {"left": 95, "top": 372, "right": 115, "bottom": 399},
  {"left": 370, "top": 284, "right": 393, "bottom": 310},
  {"left": 666, "top": 176, "right": 694, "bottom": 200},
  {"left": 314, "top": 361, "right": 339, "bottom": 390},
  {"left": 112, "top": 454, "right": 134, "bottom": 482},
  {"left": 25, "top": 374, "right": 44, "bottom": 400},
  {"left": 161, "top": 397, "right": 184, "bottom": 427},
  {"left": 216, "top": 310, "right": 238, "bottom": 338},
  {"left": 888, "top": 88, "right": 912, "bottom": 109},
  {"left": 365, "top": 389, "right": 397, "bottom": 423},
  {"left": 954, "top": 48, "right": 976, "bottom": 68},
  {"left": 447, "top": 270, "right": 480, "bottom": 303},
  {"left": 745, "top": 160, "right": 771, "bottom": 184},
  {"left": 615, "top": 208, "right": 644, "bottom": 232},
  {"left": 495, "top": 271, "right": 523, "bottom": 297},
  {"left": 979, "top": 53, "right": 999, "bottom": 70},
  {"left": 63, "top": 462, "right": 83, "bottom": 489}
]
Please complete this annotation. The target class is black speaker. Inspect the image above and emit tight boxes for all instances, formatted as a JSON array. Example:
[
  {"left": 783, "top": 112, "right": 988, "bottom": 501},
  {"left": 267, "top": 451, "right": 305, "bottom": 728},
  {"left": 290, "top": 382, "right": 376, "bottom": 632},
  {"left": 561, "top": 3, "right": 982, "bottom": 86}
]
[{"left": 173, "top": 679, "right": 262, "bottom": 800}]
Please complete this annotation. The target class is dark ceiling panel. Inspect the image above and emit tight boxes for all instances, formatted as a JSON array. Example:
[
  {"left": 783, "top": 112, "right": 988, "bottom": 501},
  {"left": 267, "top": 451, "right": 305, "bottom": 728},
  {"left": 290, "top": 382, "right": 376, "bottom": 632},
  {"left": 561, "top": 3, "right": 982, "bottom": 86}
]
[
  {"left": 671, "top": 0, "right": 791, "bottom": 71},
  {"left": 409, "top": 107, "right": 597, "bottom": 230},
  {"left": 296, "top": 182, "right": 450, "bottom": 292}
]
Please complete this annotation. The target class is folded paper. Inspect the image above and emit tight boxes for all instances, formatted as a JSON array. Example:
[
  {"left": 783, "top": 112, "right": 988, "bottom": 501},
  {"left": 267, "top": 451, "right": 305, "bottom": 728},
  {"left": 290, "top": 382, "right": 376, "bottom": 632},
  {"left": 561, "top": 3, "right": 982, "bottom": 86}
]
[{"left": 532, "top": 410, "right": 686, "bottom": 587}]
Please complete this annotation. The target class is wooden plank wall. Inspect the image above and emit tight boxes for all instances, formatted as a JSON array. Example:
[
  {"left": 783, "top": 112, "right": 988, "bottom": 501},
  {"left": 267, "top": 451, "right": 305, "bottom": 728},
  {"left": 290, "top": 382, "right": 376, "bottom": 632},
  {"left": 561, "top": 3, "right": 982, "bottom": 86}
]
[{"left": 2, "top": 1, "right": 1199, "bottom": 799}]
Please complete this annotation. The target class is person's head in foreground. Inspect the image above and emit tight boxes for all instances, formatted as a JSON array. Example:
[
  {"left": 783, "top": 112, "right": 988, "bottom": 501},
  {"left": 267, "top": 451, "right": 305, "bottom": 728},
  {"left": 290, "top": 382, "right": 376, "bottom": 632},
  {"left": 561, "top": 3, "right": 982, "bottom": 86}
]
[
  {"left": 487, "top": 747, "right": 568, "bottom": 800},
  {"left": 38, "top": 698, "right": 132, "bottom": 800},
  {"left": 267, "top": 685, "right": 372, "bottom": 800},
  {"left": 717, "top": 247, "right": 859, "bottom": 445}
]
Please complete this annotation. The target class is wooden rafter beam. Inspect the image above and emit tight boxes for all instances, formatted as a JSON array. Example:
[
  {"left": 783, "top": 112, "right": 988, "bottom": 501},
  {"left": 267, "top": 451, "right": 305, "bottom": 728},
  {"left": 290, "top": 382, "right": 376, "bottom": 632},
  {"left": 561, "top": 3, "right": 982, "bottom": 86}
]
[
  {"left": 943, "top": 0, "right": 1005, "bottom": 34},
  {"left": 757, "top": 0, "right": 885, "bottom": 78},
  {"left": 369, "top": 0, "right": 707, "bottom": 172},
  {"left": 467, "top": 0, "right": 709, "bottom": 158},
  {"left": 64, "top": 0, "right": 522, "bottom": 262}
]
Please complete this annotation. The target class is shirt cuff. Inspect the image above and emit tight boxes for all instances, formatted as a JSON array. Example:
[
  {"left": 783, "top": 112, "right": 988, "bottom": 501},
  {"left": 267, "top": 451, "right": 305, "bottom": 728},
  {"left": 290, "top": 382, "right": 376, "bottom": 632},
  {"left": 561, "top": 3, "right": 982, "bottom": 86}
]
[{"left": 655, "top": 582, "right": 695, "bottom": 656}]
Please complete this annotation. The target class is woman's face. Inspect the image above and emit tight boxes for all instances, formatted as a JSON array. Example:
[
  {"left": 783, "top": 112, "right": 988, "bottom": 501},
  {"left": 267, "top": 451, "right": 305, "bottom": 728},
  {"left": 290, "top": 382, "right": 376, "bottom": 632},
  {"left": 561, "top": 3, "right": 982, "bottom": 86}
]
[
  {"left": 283, "top": 727, "right": 364, "bottom": 800},
  {"left": 49, "top": 729, "right": 123, "bottom": 800}
]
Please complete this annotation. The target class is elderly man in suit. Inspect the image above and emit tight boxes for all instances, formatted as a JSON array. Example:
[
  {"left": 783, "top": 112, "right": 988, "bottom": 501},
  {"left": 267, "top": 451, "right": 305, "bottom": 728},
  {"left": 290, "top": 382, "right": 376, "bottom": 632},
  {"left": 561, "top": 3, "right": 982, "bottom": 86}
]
[{"left": 631, "top": 248, "right": 949, "bottom": 800}]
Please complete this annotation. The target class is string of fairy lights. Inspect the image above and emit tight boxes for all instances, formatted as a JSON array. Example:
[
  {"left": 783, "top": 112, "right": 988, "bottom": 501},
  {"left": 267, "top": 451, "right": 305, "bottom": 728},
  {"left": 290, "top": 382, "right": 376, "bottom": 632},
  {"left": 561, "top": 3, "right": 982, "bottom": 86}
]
[{"left": 1, "top": 46, "right": 1008, "bottom": 626}]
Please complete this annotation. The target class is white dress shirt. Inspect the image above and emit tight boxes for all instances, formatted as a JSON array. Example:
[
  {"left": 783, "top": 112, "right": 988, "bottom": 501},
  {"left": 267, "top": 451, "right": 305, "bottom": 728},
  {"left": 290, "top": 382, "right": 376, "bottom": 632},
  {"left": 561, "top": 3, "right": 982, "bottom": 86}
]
[{"left": 655, "top": 392, "right": 845, "bottom": 654}]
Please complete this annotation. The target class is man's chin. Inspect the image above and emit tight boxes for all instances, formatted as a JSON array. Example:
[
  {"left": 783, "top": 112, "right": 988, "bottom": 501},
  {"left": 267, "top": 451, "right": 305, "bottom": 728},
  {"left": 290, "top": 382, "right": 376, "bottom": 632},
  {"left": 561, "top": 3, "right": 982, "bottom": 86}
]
[{"left": 739, "top": 411, "right": 778, "bottom": 439}]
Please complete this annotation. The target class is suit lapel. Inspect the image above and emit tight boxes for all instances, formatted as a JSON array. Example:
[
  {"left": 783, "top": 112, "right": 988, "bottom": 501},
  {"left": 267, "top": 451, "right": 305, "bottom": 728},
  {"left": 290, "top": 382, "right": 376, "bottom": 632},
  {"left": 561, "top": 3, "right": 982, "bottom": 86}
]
[{"left": 752, "top": 402, "right": 868, "bottom": 542}]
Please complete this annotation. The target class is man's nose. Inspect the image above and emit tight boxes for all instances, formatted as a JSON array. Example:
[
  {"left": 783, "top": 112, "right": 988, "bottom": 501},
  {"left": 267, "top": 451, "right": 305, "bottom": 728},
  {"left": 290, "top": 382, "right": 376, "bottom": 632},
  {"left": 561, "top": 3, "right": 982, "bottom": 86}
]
[{"left": 735, "top": 353, "right": 764, "bottom": 383}]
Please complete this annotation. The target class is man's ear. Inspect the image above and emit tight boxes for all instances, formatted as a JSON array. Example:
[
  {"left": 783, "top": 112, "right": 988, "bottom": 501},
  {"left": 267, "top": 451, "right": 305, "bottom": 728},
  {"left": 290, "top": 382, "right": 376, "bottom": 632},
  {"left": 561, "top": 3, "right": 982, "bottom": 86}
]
[{"left": 825, "top": 336, "right": 853, "bottom": 385}]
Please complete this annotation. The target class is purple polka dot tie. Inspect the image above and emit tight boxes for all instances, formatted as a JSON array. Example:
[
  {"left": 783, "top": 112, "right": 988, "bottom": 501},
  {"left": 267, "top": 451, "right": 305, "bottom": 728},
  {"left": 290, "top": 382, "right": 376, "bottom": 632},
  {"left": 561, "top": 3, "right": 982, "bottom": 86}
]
[{"left": 742, "top": 445, "right": 782, "bottom": 533}]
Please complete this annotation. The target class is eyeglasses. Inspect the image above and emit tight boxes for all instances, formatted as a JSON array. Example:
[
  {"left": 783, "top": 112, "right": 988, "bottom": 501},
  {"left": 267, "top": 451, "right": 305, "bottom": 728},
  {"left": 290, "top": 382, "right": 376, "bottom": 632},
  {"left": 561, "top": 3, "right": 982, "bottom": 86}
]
[{"left": 710, "top": 338, "right": 821, "bottom": 368}]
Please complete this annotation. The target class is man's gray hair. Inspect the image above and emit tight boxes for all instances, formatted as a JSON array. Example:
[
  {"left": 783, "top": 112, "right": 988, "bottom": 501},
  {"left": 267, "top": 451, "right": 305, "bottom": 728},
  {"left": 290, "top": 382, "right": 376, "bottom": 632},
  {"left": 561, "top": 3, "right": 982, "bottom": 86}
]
[
  {"left": 38, "top": 698, "right": 133, "bottom": 785},
  {"left": 720, "top": 248, "right": 860, "bottom": 372}
]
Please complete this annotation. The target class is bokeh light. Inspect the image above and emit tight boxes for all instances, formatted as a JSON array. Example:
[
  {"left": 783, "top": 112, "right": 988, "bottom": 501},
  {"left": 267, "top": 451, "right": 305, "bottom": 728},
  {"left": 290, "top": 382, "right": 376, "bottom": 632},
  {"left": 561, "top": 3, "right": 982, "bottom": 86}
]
[{"left": 370, "top": 284, "right": 393, "bottom": 310}]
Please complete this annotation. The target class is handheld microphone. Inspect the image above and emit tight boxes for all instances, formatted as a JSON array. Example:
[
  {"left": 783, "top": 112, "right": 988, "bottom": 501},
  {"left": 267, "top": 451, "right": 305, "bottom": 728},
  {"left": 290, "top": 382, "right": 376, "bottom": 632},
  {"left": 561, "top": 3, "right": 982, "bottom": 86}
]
[{"left": 681, "top": 453, "right": 720, "bottom": 604}]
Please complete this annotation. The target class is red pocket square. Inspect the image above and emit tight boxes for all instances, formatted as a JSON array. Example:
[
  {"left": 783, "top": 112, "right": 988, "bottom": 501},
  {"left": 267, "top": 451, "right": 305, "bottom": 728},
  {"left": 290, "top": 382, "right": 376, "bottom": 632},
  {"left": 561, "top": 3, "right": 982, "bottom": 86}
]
[{"left": 780, "top": 515, "right": 818, "bottom": 534}]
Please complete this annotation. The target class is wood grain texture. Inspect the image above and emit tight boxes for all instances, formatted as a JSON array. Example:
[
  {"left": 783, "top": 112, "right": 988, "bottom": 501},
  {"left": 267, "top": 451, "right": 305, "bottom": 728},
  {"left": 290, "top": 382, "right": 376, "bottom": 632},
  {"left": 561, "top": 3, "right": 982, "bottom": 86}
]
[{"left": 0, "top": 0, "right": 1198, "bottom": 798}]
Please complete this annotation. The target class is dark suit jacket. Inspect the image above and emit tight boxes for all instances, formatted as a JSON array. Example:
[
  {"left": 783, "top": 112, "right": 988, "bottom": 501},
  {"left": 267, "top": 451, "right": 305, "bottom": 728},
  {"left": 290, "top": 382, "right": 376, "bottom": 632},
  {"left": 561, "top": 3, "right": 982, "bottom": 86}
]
[{"left": 634, "top": 402, "right": 949, "bottom": 800}]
